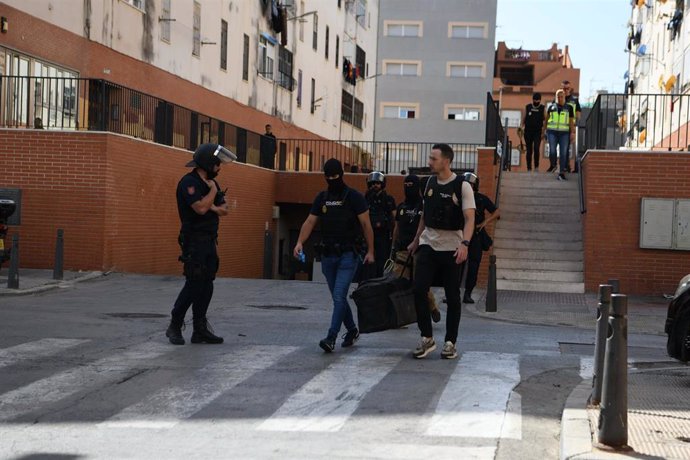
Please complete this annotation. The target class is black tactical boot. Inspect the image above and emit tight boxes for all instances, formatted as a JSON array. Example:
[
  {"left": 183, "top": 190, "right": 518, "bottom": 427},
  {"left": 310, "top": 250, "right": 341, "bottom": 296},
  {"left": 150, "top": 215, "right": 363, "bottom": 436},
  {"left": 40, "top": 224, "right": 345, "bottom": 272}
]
[
  {"left": 165, "top": 318, "right": 185, "bottom": 345},
  {"left": 191, "top": 318, "right": 224, "bottom": 344}
]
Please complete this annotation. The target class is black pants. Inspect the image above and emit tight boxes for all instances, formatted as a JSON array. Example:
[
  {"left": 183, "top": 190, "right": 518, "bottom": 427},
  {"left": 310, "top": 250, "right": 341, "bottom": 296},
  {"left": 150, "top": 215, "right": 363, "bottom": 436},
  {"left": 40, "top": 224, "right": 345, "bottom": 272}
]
[
  {"left": 372, "top": 231, "right": 391, "bottom": 279},
  {"left": 413, "top": 245, "right": 464, "bottom": 344},
  {"left": 171, "top": 237, "right": 219, "bottom": 323},
  {"left": 524, "top": 130, "right": 541, "bottom": 170},
  {"left": 464, "top": 234, "right": 484, "bottom": 297}
]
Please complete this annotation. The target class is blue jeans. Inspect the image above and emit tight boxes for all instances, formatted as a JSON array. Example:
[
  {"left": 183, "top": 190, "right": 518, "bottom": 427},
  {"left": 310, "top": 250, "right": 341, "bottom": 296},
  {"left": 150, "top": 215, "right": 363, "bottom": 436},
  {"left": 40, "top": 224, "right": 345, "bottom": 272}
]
[
  {"left": 547, "top": 130, "right": 570, "bottom": 173},
  {"left": 321, "top": 251, "right": 358, "bottom": 339}
]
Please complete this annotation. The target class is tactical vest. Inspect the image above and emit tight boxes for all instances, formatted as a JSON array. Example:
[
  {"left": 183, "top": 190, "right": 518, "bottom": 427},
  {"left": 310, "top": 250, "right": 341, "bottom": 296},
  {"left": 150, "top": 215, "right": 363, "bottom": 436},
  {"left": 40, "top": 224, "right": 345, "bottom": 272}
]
[
  {"left": 367, "top": 191, "right": 390, "bottom": 231},
  {"left": 423, "top": 176, "right": 465, "bottom": 231},
  {"left": 319, "top": 188, "right": 358, "bottom": 245},
  {"left": 396, "top": 201, "right": 422, "bottom": 246},
  {"left": 546, "top": 104, "right": 571, "bottom": 132}
]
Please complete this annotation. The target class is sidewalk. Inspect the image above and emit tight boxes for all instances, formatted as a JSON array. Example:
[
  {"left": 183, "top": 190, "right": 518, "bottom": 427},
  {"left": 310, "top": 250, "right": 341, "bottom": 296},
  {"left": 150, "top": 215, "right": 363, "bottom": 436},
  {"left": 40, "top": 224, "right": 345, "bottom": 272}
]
[
  {"left": 0, "top": 268, "right": 103, "bottom": 296},
  {"left": 463, "top": 288, "right": 690, "bottom": 460}
]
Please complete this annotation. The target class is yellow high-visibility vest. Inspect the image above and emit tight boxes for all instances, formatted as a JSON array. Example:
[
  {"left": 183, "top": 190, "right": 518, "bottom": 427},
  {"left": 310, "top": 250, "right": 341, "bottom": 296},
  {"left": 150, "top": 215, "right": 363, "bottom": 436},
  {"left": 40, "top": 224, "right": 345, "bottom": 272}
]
[{"left": 546, "top": 104, "right": 570, "bottom": 132}]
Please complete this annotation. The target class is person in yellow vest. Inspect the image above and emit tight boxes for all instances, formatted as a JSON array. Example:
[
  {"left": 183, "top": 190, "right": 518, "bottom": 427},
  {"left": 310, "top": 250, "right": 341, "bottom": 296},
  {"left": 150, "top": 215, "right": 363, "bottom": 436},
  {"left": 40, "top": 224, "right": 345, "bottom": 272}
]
[
  {"left": 562, "top": 80, "right": 581, "bottom": 172},
  {"left": 545, "top": 89, "right": 575, "bottom": 181}
]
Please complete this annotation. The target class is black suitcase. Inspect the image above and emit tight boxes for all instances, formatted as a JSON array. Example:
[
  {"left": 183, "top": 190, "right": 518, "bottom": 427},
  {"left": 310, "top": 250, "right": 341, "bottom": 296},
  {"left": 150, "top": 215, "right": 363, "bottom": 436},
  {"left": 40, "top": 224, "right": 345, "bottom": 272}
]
[
  {"left": 352, "top": 273, "right": 416, "bottom": 333},
  {"left": 666, "top": 275, "right": 690, "bottom": 362}
]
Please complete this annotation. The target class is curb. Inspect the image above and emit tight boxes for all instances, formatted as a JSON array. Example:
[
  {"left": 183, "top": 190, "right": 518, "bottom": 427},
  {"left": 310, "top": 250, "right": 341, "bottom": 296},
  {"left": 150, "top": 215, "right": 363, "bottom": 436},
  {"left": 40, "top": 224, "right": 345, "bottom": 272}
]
[
  {"left": 560, "top": 379, "right": 594, "bottom": 460},
  {"left": 0, "top": 271, "right": 104, "bottom": 296}
]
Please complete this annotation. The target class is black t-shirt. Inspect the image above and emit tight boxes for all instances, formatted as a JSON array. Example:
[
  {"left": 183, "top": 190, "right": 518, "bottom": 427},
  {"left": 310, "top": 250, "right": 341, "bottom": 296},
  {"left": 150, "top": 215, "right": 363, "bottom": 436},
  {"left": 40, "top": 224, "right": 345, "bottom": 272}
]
[
  {"left": 309, "top": 186, "right": 368, "bottom": 216},
  {"left": 474, "top": 192, "right": 497, "bottom": 226},
  {"left": 524, "top": 103, "right": 545, "bottom": 131},
  {"left": 176, "top": 170, "right": 226, "bottom": 236},
  {"left": 365, "top": 190, "right": 396, "bottom": 232},
  {"left": 566, "top": 95, "right": 582, "bottom": 113}
]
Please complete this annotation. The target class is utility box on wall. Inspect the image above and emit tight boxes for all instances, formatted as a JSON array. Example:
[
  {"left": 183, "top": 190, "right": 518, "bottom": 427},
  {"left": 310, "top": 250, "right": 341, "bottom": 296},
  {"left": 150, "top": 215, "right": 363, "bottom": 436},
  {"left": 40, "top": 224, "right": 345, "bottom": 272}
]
[{"left": 640, "top": 198, "right": 690, "bottom": 250}]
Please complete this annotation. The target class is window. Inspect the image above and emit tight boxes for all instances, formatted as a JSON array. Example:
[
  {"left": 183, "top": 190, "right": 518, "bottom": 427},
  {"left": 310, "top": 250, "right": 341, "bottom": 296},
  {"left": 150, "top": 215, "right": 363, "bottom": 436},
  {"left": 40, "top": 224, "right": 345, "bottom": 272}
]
[
  {"left": 259, "top": 35, "right": 275, "bottom": 79},
  {"left": 385, "top": 21, "right": 422, "bottom": 37},
  {"left": 384, "top": 61, "right": 420, "bottom": 76},
  {"left": 448, "top": 62, "right": 485, "bottom": 78},
  {"left": 449, "top": 22, "right": 487, "bottom": 39},
  {"left": 356, "top": 45, "right": 366, "bottom": 78},
  {"left": 124, "top": 0, "right": 145, "bottom": 10},
  {"left": 313, "top": 14, "right": 318, "bottom": 51},
  {"left": 192, "top": 1, "right": 201, "bottom": 57},
  {"left": 382, "top": 104, "right": 417, "bottom": 119},
  {"left": 325, "top": 26, "right": 329, "bottom": 60},
  {"left": 278, "top": 46, "right": 294, "bottom": 91},
  {"left": 220, "top": 20, "right": 228, "bottom": 70},
  {"left": 341, "top": 90, "right": 364, "bottom": 129},
  {"left": 160, "top": 0, "right": 171, "bottom": 42},
  {"left": 356, "top": 0, "right": 367, "bottom": 28},
  {"left": 242, "top": 34, "right": 249, "bottom": 81},
  {"left": 446, "top": 105, "right": 482, "bottom": 121},
  {"left": 335, "top": 36, "right": 340, "bottom": 67},
  {"left": 310, "top": 78, "right": 316, "bottom": 114},
  {"left": 500, "top": 110, "right": 521, "bottom": 127},
  {"left": 338, "top": 0, "right": 342, "bottom": 8},
  {"left": 297, "top": 69, "right": 303, "bottom": 107}
]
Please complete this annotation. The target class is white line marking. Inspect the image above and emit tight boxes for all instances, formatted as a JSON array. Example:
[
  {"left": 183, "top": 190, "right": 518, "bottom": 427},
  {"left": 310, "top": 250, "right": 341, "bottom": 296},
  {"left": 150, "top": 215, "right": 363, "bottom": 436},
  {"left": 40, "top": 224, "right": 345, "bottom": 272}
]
[
  {"left": 426, "top": 352, "right": 520, "bottom": 438},
  {"left": 0, "top": 338, "right": 89, "bottom": 369},
  {"left": 499, "top": 391, "right": 522, "bottom": 440},
  {"left": 257, "top": 353, "right": 401, "bottom": 432},
  {"left": 101, "top": 345, "right": 298, "bottom": 428}
]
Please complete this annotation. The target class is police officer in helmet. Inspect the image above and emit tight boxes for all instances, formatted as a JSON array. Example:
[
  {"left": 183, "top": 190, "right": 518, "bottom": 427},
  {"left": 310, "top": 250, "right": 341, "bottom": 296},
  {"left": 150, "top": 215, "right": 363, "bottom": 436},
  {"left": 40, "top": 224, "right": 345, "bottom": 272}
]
[
  {"left": 364, "top": 171, "right": 396, "bottom": 279},
  {"left": 294, "top": 158, "right": 374, "bottom": 352},
  {"left": 166, "top": 143, "right": 236, "bottom": 345}
]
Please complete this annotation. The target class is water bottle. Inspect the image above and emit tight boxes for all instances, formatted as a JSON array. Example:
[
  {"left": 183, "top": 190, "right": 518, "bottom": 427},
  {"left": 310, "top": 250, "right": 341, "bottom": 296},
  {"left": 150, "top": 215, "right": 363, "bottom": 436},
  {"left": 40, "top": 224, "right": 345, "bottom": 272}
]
[{"left": 298, "top": 250, "right": 306, "bottom": 263}]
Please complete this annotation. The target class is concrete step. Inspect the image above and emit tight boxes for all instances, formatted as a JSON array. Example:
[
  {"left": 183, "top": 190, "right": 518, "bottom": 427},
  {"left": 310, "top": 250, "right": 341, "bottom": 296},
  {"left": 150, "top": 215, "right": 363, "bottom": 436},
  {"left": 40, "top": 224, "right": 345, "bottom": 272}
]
[
  {"left": 494, "top": 239, "right": 583, "bottom": 251},
  {"left": 500, "top": 211, "right": 581, "bottom": 224},
  {"left": 500, "top": 204, "right": 581, "bottom": 215},
  {"left": 500, "top": 187, "right": 579, "bottom": 199},
  {"left": 500, "top": 177, "right": 579, "bottom": 190},
  {"left": 499, "top": 196, "right": 579, "bottom": 207},
  {"left": 502, "top": 171, "right": 580, "bottom": 182},
  {"left": 494, "top": 248, "right": 583, "bottom": 261},
  {"left": 495, "top": 228, "right": 582, "bottom": 241},
  {"left": 495, "top": 220, "right": 581, "bottom": 233},
  {"left": 497, "top": 279, "right": 585, "bottom": 294},
  {"left": 498, "top": 268, "right": 584, "bottom": 283},
  {"left": 496, "top": 258, "right": 583, "bottom": 272}
]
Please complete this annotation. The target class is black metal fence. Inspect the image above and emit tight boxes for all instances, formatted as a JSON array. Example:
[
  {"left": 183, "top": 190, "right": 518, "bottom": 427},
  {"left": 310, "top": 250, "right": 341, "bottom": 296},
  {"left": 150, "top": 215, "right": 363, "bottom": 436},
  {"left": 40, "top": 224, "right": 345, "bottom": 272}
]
[
  {"left": 485, "top": 92, "right": 505, "bottom": 148},
  {"left": 585, "top": 93, "right": 690, "bottom": 151}
]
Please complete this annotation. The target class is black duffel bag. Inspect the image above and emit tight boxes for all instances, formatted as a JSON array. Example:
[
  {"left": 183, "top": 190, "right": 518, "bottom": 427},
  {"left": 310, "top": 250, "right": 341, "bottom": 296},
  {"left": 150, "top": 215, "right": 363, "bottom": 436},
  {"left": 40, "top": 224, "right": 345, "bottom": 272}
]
[
  {"left": 666, "top": 274, "right": 690, "bottom": 362},
  {"left": 351, "top": 257, "right": 417, "bottom": 333}
]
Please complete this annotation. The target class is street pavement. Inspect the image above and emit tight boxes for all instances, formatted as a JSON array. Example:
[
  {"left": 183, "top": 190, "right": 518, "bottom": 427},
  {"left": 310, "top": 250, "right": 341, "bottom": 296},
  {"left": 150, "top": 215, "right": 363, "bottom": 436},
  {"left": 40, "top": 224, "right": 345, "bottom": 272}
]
[{"left": 0, "top": 272, "right": 677, "bottom": 459}]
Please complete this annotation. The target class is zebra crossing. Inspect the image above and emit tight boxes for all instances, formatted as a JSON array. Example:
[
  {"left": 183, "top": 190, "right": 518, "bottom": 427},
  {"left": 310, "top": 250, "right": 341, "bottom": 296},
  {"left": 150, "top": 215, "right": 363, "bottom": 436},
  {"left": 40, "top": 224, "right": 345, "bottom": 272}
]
[{"left": 0, "top": 337, "right": 589, "bottom": 458}]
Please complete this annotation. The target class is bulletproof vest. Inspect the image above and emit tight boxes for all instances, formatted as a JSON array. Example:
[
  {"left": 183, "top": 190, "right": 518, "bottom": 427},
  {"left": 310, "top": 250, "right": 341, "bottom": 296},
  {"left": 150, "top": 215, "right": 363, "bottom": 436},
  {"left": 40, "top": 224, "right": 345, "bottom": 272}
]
[
  {"left": 396, "top": 201, "right": 422, "bottom": 245},
  {"left": 423, "top": 176, "right": 464, "bottom": 231},
  {"left": 177, "top": 173, "right": 219, "bottom": 237},
  {"left": 319, "top": 188, "right": 358, "bottom": 245},
  {"left": 546, "top": 103, "right": 571, "bottom": 132},
  {"left": 367, "top": 190, "right": 390, "bottom": 231},
  {"left": 524, "top": 103, "right": 545, "bottom": 131}
]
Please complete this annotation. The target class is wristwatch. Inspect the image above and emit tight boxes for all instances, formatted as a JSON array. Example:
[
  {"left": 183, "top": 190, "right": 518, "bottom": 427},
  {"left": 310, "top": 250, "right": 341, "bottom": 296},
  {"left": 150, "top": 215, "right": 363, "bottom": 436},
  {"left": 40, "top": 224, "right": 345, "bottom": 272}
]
[{"left": 461, "top": 240, "right": 471, "bottom": 247}]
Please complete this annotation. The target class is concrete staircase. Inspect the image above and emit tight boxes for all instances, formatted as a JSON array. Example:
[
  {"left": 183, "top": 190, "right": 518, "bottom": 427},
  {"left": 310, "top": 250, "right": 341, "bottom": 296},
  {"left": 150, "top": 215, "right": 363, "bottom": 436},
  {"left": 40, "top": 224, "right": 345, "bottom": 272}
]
[{"left": 493, "top": 172, "right": 584, "bottom": 294}]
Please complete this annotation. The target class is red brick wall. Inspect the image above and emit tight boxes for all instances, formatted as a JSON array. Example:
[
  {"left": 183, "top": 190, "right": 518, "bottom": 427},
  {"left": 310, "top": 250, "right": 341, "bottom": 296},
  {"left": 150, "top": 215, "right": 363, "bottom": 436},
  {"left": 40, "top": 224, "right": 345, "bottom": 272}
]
[
  {"left": 582, "top": 150, "right": 690, "bottom": 295},
  {"left": 475, "top": 147, "right": 500, "bottom": 288}
]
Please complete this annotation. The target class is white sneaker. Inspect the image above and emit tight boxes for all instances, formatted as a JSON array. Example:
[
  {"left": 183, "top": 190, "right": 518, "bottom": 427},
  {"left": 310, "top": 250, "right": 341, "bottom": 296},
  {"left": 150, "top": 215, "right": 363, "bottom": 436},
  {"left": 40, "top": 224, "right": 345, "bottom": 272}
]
[
  {"left": 413, "top": 337, "right": 436, "bottom": 359},
  {"left": 441, "top": 341, "right": 458, "bottom": 359}
]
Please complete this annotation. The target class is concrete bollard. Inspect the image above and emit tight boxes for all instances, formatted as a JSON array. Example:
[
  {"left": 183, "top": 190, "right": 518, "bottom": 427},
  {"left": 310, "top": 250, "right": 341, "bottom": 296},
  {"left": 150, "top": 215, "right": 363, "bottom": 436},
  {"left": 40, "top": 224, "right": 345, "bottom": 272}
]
[
  {"left": 591, "top": 284, "right": 612, "bottom": 405},
  {"left": 7, "top": 234, "right": 19, "bottom": 289},
  {"left": 485, "top": 255, "right": 497, "bottom": 312},
  {"left": 607, "top": 278, "right": 620, "bottom": 294},
  {"left": 53, "top": 228, "right": 64, "bottom": 280},
  {"left": 598, "top": 294, "right": 628, "bottom": 448}
]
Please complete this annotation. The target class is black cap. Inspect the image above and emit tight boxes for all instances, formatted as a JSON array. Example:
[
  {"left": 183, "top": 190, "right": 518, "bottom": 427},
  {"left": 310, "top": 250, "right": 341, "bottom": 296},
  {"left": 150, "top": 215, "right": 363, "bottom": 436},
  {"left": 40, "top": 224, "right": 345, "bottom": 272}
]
[{"left": 323, "top": 158, "right": 344, "bottom": 177}]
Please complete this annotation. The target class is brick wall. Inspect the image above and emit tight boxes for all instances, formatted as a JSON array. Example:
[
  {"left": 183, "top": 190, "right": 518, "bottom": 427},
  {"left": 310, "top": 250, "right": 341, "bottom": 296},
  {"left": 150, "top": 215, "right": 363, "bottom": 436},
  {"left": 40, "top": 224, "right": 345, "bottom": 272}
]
[
  {"left": 475, "top": 147, "right": 500, "bottom": 288},
  {"left": 582, "top": 150, "right": 690, "bottom": 295}
]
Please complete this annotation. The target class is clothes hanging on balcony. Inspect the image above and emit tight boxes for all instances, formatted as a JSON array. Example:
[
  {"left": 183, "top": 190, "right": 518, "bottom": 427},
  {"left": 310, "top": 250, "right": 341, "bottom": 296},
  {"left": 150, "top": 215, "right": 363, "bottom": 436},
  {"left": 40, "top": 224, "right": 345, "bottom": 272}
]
[
  {"left": 343, "top": 58, "right": 357, "bottom": 85},
  {"left": 270, "top": 0, "right": 284, "bottom": 34},
  {"left": 280, "top": 6, "right": 288, "bottom": 46},
  {"left": 668, "top": 8, "right": 683, "bottom": 40}
]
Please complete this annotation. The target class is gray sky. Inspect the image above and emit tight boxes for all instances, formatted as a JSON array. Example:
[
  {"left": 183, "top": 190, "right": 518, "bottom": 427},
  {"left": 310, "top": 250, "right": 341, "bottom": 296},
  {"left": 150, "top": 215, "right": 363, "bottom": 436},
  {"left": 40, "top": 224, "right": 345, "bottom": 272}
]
[{"left": 496, "top": 0, "right": 630, "bottom": 102}]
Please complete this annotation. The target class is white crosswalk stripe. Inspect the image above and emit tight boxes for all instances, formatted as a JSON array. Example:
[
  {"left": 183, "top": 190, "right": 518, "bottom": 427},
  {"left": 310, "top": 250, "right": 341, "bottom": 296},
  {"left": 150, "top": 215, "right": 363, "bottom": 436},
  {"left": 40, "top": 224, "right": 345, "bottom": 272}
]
[
  {"left": 101, "top": 345, "right": 298, "bottom": 428},
  {"left": 426, "top": 351, "right": 521, "bottom": 439},
  {"left": 257, "top": 351, "right": 401, "bottom": 432},
  {"left": 0, "top": 338, "right": 89, "bottom": 369},
  {"left": 0, "top": 342, "right": 169, "bottom": 422}
]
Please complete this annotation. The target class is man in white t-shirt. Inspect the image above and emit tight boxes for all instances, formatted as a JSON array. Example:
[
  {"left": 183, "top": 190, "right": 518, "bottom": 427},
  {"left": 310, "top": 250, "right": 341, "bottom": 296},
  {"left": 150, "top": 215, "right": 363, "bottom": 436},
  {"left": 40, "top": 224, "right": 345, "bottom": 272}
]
[{"left": 407, "top": 144, "right": 476, "bottom": 359}]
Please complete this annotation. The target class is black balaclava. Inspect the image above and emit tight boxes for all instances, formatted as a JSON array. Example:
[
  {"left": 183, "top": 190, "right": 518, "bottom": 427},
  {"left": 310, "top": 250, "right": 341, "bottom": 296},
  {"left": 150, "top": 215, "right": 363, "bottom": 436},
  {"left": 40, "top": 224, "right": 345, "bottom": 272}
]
[
  {"left": 403, "top": 174, "right": 421, "bottom": 204},
  {"left": 323, "top": 158, "right": 345, "bottom": 194}
]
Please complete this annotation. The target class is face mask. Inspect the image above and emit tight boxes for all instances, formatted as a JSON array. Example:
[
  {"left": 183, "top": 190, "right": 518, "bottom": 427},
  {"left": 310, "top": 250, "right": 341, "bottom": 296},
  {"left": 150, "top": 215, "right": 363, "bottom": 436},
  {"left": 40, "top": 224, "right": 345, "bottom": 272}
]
[
  {"left": 404, "top": 185, "right": 420, "bottom": 202},
  {"left": 326, "top": 176, "right": 345, "bottom": 194}
]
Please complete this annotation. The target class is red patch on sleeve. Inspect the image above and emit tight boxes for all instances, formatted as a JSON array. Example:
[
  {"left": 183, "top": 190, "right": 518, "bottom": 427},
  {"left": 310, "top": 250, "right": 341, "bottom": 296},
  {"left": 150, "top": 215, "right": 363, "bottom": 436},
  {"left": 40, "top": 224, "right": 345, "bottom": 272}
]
[{"left": 187, "top": 186, "right": 196, "bottom": 195}]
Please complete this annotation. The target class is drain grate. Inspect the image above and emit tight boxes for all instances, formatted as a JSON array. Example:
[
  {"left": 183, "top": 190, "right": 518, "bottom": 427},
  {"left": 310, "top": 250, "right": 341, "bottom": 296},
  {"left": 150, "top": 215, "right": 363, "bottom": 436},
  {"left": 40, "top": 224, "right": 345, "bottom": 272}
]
[
  {"left": 106, "top": 313, "right": 168, "bottom": 319},
  {"left": 246, "top": 304, "right": 307, "bottom": 311}
]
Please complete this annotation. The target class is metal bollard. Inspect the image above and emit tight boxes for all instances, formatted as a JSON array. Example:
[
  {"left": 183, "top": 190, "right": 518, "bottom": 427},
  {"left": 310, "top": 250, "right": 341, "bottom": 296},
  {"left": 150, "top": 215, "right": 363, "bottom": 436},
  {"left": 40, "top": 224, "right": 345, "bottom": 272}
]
[
  {"left": 591, "top": 284, "right": 612, "bottom": 405},
  {"left": 607, "top": 278, "right": 620, "bottom": 294},
  {"left": 598, "top": 294, "right": 628, "bottom": 448},
  {"left": 7, "top": 234, "right": 19, "bottom": 289},
  {"left": 53, "top": 228, "right": 64, "bottom": 280},
  {"left": 485, "top": 255, "right": 497, "bottom": 312}
]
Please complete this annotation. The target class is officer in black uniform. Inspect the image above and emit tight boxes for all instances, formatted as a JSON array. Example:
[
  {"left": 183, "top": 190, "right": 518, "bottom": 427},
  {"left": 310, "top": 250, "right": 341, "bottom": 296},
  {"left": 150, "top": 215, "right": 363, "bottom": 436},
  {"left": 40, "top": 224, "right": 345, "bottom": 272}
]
[
  {"left": 461, "top": 172, "right": 500, "bottom": 304},
  {"left": 520, "top": 92, "right": 546, "bottom": 171},
  {"left": 294, "top": 158, "right": 374, "bottom": 352},
  {"left": 562, "top": 80, "right": 581, "bottom": 172},
  {"left": 365, "top": 171, "right": 396, "bottom": 279},
  {"left": 166, "top": 143, "right": 236, "bottom": 346}
]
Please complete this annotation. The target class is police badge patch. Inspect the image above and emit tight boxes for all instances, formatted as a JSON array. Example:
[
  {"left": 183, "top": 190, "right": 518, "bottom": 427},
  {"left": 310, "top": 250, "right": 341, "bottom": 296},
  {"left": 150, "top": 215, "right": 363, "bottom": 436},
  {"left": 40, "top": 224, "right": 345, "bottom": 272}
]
[
  {"left": 187, "top": 186, "right": 196, "bottom": 195},
  {"left": 427, "top": 188, "right": 433, "bottom": 197},
  {"left": 322, "top": 205, "right": 328, "bottom": 214}
]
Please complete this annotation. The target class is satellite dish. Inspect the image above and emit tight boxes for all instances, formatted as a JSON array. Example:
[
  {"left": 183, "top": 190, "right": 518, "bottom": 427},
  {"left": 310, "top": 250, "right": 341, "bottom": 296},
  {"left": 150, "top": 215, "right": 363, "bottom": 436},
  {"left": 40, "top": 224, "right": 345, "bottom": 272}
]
[{"left": 638, "top": 44, "right": 647, "bottom": 56}]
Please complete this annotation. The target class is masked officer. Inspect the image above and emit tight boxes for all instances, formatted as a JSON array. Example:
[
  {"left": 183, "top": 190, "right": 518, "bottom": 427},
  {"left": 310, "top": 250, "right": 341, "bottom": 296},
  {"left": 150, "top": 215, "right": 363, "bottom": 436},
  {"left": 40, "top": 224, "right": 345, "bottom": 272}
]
[
  {"left": 166, "top": 143, "right": 236, "bottom": 345},
  {"left": 461, "top": 173, "right": 500, "bottom": 304},
  {"left": 294, "top": 158, "right": 375, "bottom": 352},
  {"left": 365, "top": 172, "right": 396, "bottom": 279},
  {"left": 408, "top": 144, "right": 475, "bottom": 359},
  {"left": 392, "top": 174, "right": 441, "bottom": 323}
]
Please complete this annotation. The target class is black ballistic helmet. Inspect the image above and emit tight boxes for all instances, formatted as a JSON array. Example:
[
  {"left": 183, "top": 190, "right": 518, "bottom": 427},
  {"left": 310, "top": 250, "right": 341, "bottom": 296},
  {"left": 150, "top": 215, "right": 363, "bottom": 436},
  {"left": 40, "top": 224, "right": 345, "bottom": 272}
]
[
  {"left": 186, "top": 143, "right": 237, "bottom": 174},
  {"left": 462, "top": 172, "right": 480, "bottom": 192},
  {"left": 367, "top": 171, "right": 386, "bottom": 188}
]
